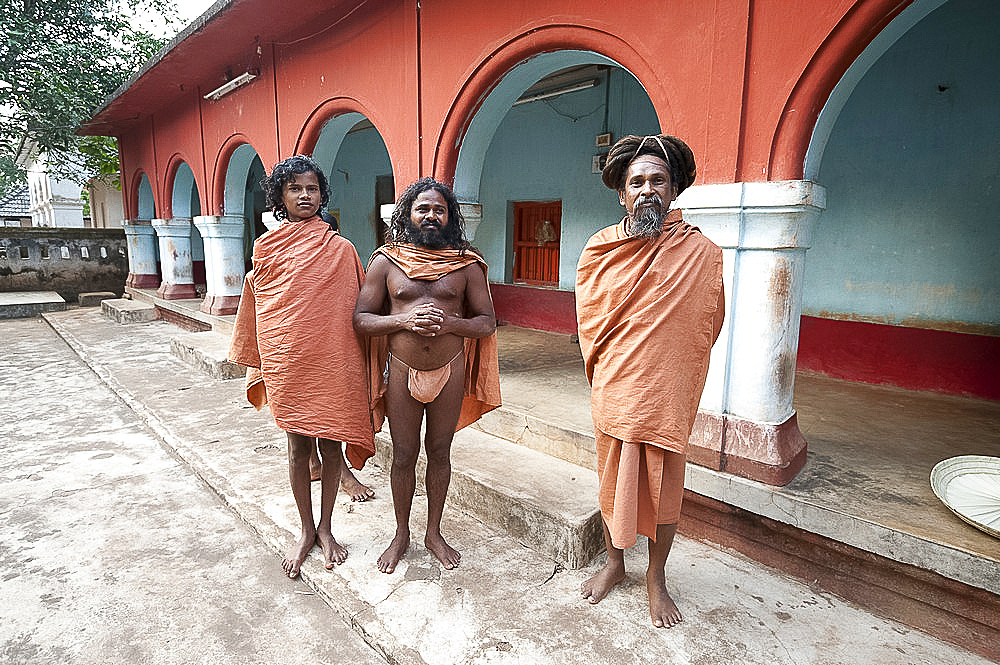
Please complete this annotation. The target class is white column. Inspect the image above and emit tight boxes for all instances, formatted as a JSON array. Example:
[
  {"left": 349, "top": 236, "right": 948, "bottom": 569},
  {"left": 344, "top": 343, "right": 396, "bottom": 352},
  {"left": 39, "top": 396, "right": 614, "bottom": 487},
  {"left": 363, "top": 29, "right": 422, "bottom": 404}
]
[
  {"left": 193, "top": 215, "right": 245, "bottom": 315},
  {"left": 676, "top": 180, "right": 826, "bottom": 485},
  {"left": 122, "top": 219, "right": 159, "bottom": 289},
  {"left": 151, "top": 217, "right": 197, "bottom": 300},
  {"left": 459, "top": 201, "right": 483, "bottom": 241}
]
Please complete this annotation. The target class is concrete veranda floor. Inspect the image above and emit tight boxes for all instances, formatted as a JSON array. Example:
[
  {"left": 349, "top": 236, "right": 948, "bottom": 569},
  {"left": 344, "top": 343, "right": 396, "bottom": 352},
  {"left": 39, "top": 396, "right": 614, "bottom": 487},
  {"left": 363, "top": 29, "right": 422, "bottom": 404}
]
[{"left": 7, "top": 305, "right": 993, "bottom": 665}]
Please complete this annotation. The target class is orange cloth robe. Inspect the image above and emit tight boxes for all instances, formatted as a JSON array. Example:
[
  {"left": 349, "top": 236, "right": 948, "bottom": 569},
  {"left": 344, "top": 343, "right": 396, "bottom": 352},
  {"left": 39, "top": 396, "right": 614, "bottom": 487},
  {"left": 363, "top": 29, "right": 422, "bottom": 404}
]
[
  {"left": 576, "top": 209, "right": 725, "bottom": 547},
  {"left": 228, "top": 216, "right": 375, "bottom": 470},
  {"left": 365, "top": 244, "right": 501, "bottom": 432}
]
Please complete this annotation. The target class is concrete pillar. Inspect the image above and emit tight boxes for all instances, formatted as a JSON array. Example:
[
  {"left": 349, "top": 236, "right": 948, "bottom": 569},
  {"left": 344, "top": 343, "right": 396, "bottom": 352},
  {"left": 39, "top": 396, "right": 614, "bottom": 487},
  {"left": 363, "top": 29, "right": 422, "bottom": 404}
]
[
  {"left": 261, "top": 212, "right": 280, "bottom": 232},
  {"left": 459, "top": 201, "right": 482, "bottom": 241},
  {"left": 194, "top": 215, "right": 245, "bottom": 315},
  {"left": 123, "top": 219, "right": 159, "bottom": 289},
  {"left": 151, "top": 217, "right": 197, "bottom": 300},
  {"left": 676, "top": 180, "right": 826, "bottom": 485}
]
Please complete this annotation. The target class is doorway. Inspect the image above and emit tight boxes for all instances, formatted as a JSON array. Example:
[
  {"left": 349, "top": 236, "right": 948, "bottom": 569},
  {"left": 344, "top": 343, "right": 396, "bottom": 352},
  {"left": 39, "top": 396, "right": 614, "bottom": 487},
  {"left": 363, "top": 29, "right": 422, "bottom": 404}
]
[{"left": 512, "top": 200, "right": 561, "bottom": 286}]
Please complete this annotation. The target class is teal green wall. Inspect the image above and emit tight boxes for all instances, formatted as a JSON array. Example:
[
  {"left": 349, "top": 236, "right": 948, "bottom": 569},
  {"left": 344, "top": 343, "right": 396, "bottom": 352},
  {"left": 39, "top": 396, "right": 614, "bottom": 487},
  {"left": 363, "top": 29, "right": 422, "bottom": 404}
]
[
  {"left": 476, "top": 68, "right": 660, "bottom": 289},
  {"left": 806, "top": 0, "right": 999, "bottom": 331},
  {"left": 330, "top": 128, "right": 391, "bottom": 264}
]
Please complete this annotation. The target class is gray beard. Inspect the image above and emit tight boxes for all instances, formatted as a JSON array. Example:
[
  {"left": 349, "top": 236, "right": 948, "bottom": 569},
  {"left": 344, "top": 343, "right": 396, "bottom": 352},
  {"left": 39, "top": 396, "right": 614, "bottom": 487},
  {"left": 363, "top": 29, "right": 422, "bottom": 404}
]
[{"left": 627, "top": 196, "right": 665, "bottom": 238}]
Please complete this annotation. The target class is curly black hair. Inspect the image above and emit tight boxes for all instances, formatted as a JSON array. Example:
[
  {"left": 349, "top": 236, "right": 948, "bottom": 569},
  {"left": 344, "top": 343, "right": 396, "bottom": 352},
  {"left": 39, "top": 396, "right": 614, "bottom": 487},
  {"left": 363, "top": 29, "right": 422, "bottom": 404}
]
[
  {"left": 388, "top": 177, "right": 471, "bottom": 252},
  {"left": 261, "top": 155, "right": 331, "bottom": 221}
]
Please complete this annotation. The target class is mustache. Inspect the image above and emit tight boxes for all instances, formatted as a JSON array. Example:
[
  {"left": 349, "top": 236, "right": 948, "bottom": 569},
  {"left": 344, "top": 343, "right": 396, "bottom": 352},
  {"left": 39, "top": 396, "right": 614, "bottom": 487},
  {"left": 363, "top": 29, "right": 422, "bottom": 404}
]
[{"left": 634, "top": 193, "right": 663, "bottom": 209}]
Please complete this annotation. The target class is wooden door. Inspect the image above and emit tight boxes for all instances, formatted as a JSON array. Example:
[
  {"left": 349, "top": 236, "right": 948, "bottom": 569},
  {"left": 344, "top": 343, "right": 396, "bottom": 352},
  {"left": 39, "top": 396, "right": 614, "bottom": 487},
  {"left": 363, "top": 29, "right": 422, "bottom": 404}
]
[{"left": 513, "top": 201, "right": 561, "bottom": 286}]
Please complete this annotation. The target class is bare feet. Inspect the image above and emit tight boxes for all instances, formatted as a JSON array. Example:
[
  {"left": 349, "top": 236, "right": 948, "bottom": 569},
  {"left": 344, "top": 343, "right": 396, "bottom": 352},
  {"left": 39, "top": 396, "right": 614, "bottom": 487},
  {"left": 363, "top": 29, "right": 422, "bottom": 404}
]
[
  {"left": 282, "top": 531, "right": 316, "bottom": 579},
  {"left": 581, "top": 561, "right": 626, "bottom": 604},
  {"left": 340, "top": 466, "right": 375, "bottom": 501},
  {"left": 425, "top": 532, "right": 461, "bottom": 570},
  {"left": 377, "top": 531, "right": 410, "bottom": 574},
  {"left": 646, "top": 571, "right": 682, "bottom": 628},
  {"left": 316, "top": 529, "right": 348, "bottom": 569}
]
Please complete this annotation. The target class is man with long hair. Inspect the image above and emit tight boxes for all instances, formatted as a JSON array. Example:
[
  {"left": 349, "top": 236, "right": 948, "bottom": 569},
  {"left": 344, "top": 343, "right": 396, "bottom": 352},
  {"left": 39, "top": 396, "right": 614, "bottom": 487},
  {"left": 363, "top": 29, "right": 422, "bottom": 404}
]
[
  {"left": 354, "top": 177, "right": 500, "bottom": 574},
  {"left": 229, "top": 155, "right": 375, "bottom": 579}
]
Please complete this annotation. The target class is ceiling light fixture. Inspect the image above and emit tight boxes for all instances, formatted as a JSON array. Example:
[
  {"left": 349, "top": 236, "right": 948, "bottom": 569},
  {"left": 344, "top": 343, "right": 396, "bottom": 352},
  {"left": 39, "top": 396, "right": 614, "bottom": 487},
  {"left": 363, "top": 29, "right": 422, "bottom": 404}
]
[
  {"left": 203, "top": 70, "right": 258, "bottom": 101},
  {"left": 512, "top": 79, "right": 599, "bottom": 107}
]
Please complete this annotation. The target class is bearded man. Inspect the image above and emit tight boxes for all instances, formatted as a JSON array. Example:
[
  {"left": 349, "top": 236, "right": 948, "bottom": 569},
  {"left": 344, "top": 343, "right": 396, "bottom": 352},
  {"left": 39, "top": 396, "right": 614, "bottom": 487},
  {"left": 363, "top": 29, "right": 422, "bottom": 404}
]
[
  {"left": 575, "top": 134, "right": 725, "bottom": 627},
  {"left": 353, "top": 177, "right": 500, "bottom": 574}
]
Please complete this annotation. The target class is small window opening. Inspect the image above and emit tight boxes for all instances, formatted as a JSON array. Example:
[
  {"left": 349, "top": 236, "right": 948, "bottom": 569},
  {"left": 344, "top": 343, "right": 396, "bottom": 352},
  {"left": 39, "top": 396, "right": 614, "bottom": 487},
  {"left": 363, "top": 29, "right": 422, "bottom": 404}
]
[
  {"left": 100, "top": 247, "right": 108, "bottom": 258},
  {"left": 80, "top": 246, "right": 90, "bottom": 259},
  {"left": 60, "top": 246, "right": 70, "bottom": 259},
  {"left": 41, "top": 246, "right": 50, "bottom": 260},
  {"left": 19, "top": 246, "right": 29, "bottom": 259}
]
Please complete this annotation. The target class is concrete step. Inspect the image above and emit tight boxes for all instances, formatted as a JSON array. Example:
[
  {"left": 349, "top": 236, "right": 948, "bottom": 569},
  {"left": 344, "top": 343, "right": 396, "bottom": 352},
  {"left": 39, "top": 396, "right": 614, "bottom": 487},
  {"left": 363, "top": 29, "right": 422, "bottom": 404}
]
[
  {"left": 0, "top": 291, "right": 66, "bottom": 319},
  {"left": 373, "top": 425, "right": 603, "bottom": 569},
  {"left": 170, "top": 330, "right": 246, "bottom": 380},
  {"left": 474, "top": 406, "right": 596, "bottom": 470},
  {"left": 102, "top": 298, "right": 157, "bottom": 324},
  {"left": 78, "top": 291, "right": 118, "bottom": 307}
]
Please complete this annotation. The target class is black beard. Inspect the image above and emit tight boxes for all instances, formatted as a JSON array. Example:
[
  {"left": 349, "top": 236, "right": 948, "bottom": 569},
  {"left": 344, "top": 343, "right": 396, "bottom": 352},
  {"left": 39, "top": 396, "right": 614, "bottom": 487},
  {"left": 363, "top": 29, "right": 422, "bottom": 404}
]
[
  {"left": 407, "top": 220, "right": 449, "bottom": 249},
  {"left": 627, "top": 195, "right": 666, "bottom": 238}
]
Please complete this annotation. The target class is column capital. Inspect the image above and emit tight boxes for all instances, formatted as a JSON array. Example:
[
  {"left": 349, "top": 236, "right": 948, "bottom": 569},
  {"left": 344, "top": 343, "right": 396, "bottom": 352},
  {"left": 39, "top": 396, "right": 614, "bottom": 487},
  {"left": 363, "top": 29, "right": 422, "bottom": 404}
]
[
  {"left": 677, "top": 180, "right": 826, "bottom": 249},
  {"left": 193, "top": 215, "right": 246, "bottom": 239}
]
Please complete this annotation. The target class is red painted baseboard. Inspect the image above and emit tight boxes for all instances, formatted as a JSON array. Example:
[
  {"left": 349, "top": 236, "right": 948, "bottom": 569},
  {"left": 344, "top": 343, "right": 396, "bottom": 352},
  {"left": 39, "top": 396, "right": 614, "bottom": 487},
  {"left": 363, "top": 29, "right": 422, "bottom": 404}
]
[
  {"left": 490, "top": 283, "right": 577, "bottom": 335},
  {"left": 797, "top": 316, "right": 1000, "bottom": 401}
]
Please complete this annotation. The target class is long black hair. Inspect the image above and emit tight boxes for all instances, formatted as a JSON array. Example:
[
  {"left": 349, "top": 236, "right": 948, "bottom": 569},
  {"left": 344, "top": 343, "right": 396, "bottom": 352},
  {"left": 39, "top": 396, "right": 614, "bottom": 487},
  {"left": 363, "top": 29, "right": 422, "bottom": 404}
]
[{"left": 388, "top": 177, "right": 471, "bottom": 251}]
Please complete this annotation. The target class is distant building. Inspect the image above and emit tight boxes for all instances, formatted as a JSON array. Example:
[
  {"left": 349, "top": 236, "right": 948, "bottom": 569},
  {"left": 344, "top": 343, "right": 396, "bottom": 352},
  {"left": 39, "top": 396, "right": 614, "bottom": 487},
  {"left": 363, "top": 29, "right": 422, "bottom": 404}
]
[
  {"left": 26, "top": 154, "right": 86, "bottom": 228},
  {"left": 0, "top": 187, "right": 30, "bottom": 227}
]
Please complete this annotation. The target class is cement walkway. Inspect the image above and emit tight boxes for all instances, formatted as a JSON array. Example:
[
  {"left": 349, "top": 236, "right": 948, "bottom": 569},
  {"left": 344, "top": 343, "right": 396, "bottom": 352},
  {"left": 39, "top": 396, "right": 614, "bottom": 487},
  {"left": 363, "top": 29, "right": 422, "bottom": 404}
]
[
  {"left": 0, "top": 316, "right": 385, "bottom": 665},
  {"left": 12, "top": 307, "right": 993, "bottom": 665}
]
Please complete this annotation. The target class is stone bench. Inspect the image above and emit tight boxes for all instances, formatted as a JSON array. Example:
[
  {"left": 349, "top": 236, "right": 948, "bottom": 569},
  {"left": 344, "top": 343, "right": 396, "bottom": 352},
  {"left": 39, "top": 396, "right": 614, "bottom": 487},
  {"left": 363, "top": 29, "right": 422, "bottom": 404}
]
[{"left": 101, "top": 298, "right": 158, "bottom": 324}]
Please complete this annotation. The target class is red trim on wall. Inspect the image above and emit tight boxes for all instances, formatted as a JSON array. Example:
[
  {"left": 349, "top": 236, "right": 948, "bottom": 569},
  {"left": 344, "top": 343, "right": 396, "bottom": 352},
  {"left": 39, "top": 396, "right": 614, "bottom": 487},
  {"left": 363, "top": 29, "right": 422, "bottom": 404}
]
[
  {"left": 490, "top": 283, "right": 577, "bottom": 335},
  {"left": 797, "top": 316, "right": 1000, "bottom": 401}
]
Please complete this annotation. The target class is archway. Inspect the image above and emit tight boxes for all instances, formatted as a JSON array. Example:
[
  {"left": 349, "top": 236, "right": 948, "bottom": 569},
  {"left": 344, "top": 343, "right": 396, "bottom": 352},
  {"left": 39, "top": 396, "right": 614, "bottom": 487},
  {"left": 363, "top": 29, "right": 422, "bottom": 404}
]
[
  {"left": 448, "top": 50, "right": 659, "bottom": 331},
  {"left": 311, "top": 112, "right": 394, "bottom": 263},
  {"left": 800, "top": 0, "right": 999, "bottom": 400}
]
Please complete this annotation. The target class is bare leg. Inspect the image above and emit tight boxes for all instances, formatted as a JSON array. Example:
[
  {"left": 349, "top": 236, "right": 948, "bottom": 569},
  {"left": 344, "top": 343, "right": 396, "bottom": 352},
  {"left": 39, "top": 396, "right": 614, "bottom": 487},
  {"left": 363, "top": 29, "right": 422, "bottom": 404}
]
[
  {"left": 309, "top": 440, "right": 321, "bottom": 482},
  {"left": 283, "top": 432, "right": 317, "bottom": 579},
  {"left": 581, "top": 519, "right": 626, "bottom": 603},
  {"left": 378, "top": 360, "right": 423, "bottom": 574},
  {"left": 340, "top": 458, "right": 375, "bottom": 501},
  {"left": 422, "top": 359, "right": 465, "bottom": 569},
  {"left": 316, "top": 438, "right": 348, "bottom": 568},
  {"left": 647, "top": 522, "right": 681, "bottom": 628}
]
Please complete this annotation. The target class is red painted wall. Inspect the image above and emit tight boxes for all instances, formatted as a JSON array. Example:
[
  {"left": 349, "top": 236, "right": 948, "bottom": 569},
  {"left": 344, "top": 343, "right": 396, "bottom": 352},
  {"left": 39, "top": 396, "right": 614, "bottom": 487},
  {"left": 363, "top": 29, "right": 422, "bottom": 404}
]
[
  {"left": 491, "top": 284, "right": 577, "bottom": 336},
  {"left": 797, "top": 316, "right": 1000, "bottom": 401}
]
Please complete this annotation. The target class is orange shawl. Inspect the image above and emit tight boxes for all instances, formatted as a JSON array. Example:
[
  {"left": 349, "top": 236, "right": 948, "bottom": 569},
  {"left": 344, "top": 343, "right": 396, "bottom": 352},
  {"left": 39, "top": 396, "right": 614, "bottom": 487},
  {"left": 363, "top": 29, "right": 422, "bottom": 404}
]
[
  {"left": 228, "top": 217, "right": 375, "bottom": 469},
  {"left": 575, "top": 209, "right": 725, "bottom": 454},
  {"left": 366, "top": 244, "right": 501, "bottom": 432}
]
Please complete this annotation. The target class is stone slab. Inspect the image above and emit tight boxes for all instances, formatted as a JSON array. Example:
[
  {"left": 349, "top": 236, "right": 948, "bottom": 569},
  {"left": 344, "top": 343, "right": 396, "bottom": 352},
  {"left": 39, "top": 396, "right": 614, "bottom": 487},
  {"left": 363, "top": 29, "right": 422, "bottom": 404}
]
[
  {"left": 0, "top": 291, "right": 66, "bottom": 319},
  {"left": 170, "top": 330, "right": 246, "bottom": 380},
  {"left": 375, "top": 426, "right": 603, "bottom": 569},
  {"left": 101, "top": 297, "right": 157, "bottom": 324},
  {"left": 77, "top": 291, "right": 118, "bottom": 307}
]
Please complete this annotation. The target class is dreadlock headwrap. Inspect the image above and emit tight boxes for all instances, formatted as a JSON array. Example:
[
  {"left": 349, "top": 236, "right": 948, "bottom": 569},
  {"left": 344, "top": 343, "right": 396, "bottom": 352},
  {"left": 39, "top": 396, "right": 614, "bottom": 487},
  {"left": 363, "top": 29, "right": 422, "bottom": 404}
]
[{"left": 601, "top": 134, "right": 697, "bottom": 196}]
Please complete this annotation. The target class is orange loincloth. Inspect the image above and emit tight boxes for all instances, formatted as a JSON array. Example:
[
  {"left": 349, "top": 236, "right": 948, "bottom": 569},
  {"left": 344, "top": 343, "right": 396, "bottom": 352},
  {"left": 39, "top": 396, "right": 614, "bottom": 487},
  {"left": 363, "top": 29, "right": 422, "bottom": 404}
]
[
  {"left": 228, "top": 216, "right": 375, "bottom": 470},
  {"left": 576, "top": 209, "right": 725, "bottom": 545},
  {"left": 365, "top": 244, "right": 501, "bottom": 431}
]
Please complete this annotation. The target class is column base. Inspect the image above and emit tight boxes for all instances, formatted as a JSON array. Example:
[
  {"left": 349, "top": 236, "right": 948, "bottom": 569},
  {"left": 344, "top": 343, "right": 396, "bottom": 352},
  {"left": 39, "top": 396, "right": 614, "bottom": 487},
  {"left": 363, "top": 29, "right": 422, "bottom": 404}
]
[
  {"left": 200, "top": 294, "right": 240, "bottom": 316},
  {"left": 126, "top": 273, "right": 160, "bottom": 289},
  {"left": 689, "top": 411, "right": 807, "bottom": 486},
  {"left": 156, "top": 282, "right": 197, "bottom": 300}
]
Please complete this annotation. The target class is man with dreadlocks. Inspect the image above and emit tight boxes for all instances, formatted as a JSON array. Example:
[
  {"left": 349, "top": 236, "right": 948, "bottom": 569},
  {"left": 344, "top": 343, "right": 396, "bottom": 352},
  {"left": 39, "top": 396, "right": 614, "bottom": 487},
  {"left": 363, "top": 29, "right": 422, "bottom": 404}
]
[
  {"left": 576, "top": 134, "right": 725, "bottom": 627},
  {"left": 353, "top": 177, "right": 500, "bottom": 574}
]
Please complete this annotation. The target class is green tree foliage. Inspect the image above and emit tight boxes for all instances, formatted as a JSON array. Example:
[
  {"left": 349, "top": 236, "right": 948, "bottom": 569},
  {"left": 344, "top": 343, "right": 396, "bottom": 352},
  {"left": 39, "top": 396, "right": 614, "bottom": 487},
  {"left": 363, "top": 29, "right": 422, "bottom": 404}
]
[{"left": 0, "top": 0, "right": 180, "bottom": 196}]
